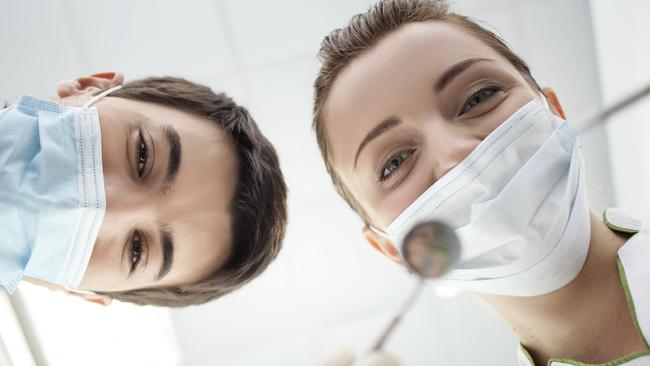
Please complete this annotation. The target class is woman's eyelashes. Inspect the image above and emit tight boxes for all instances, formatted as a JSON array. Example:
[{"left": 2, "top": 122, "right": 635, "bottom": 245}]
[
  {"left": 129, "top": 230, "right": 147, "bottom": 274},
  {"left": 135, "top": 129, "right": 149, "bottom": 178},
  {"left": 377, "top": 149, "right": 415, "bottom": 182},
  {"left": 458, "top": 84, "right": 504, "bottom": 116}
]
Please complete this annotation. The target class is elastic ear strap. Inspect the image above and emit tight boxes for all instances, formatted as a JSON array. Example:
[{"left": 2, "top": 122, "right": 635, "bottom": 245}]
[
  {"left": 367, "top": 224, "right": 407, "bottom": 260},
  {"left": 367, "top": 223, "right": 393, "bottom": 242},
  {"left": 83, "top": 85, "right": 123, "bottom": 108},
  {"left": 539, "top": 92, "right": 550, "bottom": 109},
  {"left": 64, "top": 286, "right": 97, "bottom": 296}
]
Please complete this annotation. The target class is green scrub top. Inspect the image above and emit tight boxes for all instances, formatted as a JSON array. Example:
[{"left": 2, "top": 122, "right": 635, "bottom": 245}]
[{"left": 518, "top": 208, "right": 650, "bottom": 366}]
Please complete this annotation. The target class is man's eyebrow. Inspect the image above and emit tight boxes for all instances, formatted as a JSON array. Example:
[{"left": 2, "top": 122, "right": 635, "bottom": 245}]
[
  {"left": 162, "top": 125, "right": 181, "bottom": 193},
  {"left": 434, "top": 57, "right": 495, "bottom": 93},
  {"left": 354, "top": 116, "right": 401, "bottom": 168},
  {"left": 156, "top": 225, "right": 174, "bottom": 281}
]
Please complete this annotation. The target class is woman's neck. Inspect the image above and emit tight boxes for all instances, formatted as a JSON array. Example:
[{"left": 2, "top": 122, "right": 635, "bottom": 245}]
[{"left": 479, "top": 211, "right": 646, "bottom": 365}]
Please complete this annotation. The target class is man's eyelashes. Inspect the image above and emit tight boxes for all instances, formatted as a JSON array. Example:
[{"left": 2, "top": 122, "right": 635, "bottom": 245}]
[{"left": 135, "top": 129, "right": 149, "bottom": 178}]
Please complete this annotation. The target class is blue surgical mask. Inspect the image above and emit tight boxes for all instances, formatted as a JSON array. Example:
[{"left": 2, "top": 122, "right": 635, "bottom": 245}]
[{"left": 0, "top": 86, "right": 120, "bottom": 293}]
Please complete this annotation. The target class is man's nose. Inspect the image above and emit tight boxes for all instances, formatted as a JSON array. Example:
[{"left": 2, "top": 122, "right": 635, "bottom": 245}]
[
  {"left": 93, "top": 179, "right": 159, "bottom": 261},
  {"left": 103, "top": 175, "right": 157, "bottom": 218}
]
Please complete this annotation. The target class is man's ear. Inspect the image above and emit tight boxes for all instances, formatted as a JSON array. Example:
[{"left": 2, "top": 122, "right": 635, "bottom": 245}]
[
  {"left": 542, "top": 87, "right": 566, "bottom": 120},
  {"left": 23, "top": 277, "right": 113, "bottom": 306},
  {"left": 57, "top": 71, "right": 124, "bottom": 98},
  {"left": 64, "top": 289, "right": 113, "bottom": 306},
  {"left": 362, "top": 225, "right": 404, "bottom": 265}
]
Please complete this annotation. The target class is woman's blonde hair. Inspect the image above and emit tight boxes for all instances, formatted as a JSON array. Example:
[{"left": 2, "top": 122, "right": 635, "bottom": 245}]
[{"left": 312, "top": 0, "right": 542, "bottom": 222}]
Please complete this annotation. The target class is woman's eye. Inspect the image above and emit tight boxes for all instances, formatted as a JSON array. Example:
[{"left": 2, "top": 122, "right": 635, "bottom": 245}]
[
  {"left": 378, "top": 150, "right": 413, "bottom": 182},
  {"left": 460, "top": 86, "right": 502, "bottom": 115},
  {"left": 129, "top": 231, "right": 145, "bottom": 273},
  {"left": 136, "top": 130, "right": 148, "bottom": 178}
]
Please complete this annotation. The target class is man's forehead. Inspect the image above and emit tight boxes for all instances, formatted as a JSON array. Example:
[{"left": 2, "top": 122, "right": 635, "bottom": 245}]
[
  {"left": 156, "top": 205, "right": 231, "bottom": 287},
  {"left": 143, "top": 166, "right": 232, "bottom": 287}
]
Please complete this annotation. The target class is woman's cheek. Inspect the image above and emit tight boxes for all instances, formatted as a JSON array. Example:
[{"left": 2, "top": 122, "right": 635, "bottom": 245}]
[{"left": 375, "top": 161, "right": 432, "bottom": 227}]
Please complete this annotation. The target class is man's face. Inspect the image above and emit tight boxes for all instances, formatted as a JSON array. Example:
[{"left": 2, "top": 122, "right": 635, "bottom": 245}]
[
  {"left": 323, "top": 21, "right": 538, "bottom": 229},
  {"left": 60, "top": 93, "right": 239, "bottom": 292}
]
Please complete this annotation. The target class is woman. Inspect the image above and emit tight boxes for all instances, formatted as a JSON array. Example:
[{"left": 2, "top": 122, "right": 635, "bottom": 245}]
[{"left": 313, "top": 1, "right": 649, "bottom": 365}]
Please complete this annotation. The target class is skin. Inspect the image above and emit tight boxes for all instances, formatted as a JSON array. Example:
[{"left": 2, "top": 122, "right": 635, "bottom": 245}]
[
  {"left": 25, "top": 73, "right": 238, "bottom": 303},
  {"left": 322, "top": 22, "right": 647, "bottom": 364},
  {"left": 320, "top": 349, "right": 399, "bottom": 366}
]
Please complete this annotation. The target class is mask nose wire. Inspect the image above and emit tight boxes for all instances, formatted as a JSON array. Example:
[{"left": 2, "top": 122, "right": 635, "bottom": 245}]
[
  {"left": 83, "top": 85, "right": 123, "bottom": 108},
  {"left": 67, "top": 84, "right": 123, "bottom": 295}
]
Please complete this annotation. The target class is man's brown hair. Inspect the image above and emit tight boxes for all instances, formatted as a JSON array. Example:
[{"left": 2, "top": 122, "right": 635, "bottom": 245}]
[
  {"left": 312, "top": 0, "right": 541, "bottom": 222},
  {"left": 99, "top": 77, "right": 287, "bottom": 307}
]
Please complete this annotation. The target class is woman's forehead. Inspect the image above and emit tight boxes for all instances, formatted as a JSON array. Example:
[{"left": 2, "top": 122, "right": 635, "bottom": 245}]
[
  {"left": 322, "top": 21, "right": 512, "bottom": 163},
  {"left": 324, "top": 21, "right": 511, "bottom": 118}
]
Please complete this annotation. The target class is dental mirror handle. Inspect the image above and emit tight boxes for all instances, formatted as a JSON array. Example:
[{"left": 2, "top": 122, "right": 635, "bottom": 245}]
[
  {"left": 576, "top": 82, "right": 650, "bottom": 132},
  {"left": 370, "top": 277, "right": 426, "bottom": 351}
]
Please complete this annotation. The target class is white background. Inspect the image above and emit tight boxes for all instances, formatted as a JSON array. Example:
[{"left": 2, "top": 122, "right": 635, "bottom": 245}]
[{"left": 1, "top": 0, "right": 648, "bottom": 365}]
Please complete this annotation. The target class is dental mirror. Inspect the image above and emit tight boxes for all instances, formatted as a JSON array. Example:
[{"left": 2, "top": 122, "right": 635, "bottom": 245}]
[
  {"left": 401, "top": 221, "right": 461, "bottom": 278},
  {"left": 371, "top": 221, "right": 460, "bottom": 351}
]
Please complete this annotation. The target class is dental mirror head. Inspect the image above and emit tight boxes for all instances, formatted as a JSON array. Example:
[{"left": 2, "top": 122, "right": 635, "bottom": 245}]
[{"left": 401, "top": 221, "right": 460, "bottom": 279}]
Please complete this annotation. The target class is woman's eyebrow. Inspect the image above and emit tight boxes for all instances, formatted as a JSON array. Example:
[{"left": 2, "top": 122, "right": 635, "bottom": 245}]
[
  {"left": 354, "top": 116, "right": 401, "bottom": 168},
  {"left": 162, "top": 125, "right": 182, "bottom": 193},
  {"left": 434, "top": 57, "right": 495, "bottom": 93}
]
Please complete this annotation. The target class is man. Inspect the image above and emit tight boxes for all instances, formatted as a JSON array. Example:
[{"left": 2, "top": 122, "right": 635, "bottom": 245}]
[{"left": 1, "top": 72, "right": 287, "bottom": 307}]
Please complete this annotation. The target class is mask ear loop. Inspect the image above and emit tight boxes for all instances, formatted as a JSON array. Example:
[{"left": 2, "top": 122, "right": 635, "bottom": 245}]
[
  {"left": 366, "top": 223, "right": 393, "bottom": 242},
  {"left": 83, "top": 85, "right": 123, "bottom": 108},
  {"left": 367, "top": 223, "right": 417, "bottom": 275},
  {"left": 366, "top": 223, "right": 412, "bottom": 262},
  {"left": 538, "top": 91, "right": 550, "bottom": 109},
  {"left": 64, "top": 286, "right": 98, "bottom": 296}
]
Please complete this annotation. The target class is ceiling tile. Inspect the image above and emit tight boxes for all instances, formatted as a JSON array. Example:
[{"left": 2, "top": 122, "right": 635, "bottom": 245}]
[
  {"left": 61, "top": 0, "right": 235, "bottom": 80},
  {"left": 222, "top": 0, "right": 376, "bottom": 69},
  {"left": 0, "top": 0, "right": 85, "bottom": 99}
]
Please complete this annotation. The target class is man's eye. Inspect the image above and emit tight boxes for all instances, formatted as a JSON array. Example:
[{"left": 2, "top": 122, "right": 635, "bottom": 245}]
[
  {"left": 459, "top": 86, "right": 502, "bottom": 115},
  {"left": 378, "top": 150, "right": 413, "bottom": 182},
  {"left": 130, "top": 231, "right": 145, "bottom": 273},
  {"left": 136, "top": 130, "right": 148, "bottom": 178}
]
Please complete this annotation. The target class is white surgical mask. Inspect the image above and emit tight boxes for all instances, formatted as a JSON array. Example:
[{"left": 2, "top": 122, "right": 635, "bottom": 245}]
[
  {"left": 385, "top": 98, "right": 591, "bottom": 297},
  {"left": 0, "top": 86, "right": 121, "bottom": 293}
]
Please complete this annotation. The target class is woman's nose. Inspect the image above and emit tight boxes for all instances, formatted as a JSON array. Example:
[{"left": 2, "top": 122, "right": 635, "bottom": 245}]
[{"left": 428, "top": 127, "right": 479, "bottom": 180}]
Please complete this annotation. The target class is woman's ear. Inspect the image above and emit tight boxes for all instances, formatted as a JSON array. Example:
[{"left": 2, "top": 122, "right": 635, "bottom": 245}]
[
  {"left": 362, "top": 225, "right": 404, "bottom": 266},
  {"left": 57, "top": 71, "right": 124, "bottom": 98},
  {"left": 542, "top": 87, "right": 566, "bottom": 120}
]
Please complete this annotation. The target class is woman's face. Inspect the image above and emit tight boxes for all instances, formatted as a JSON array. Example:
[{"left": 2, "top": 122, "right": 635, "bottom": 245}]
[
  {"left": 323, "top": 21, "right": 539, "bottom": 229},
  {"left": 61, "top": 95, "right": 239, "bottom": 292}
]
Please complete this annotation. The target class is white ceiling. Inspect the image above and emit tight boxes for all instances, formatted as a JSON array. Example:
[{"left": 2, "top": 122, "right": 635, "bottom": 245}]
[{"left": 0, "top": 1, "right": 621, "bottom": 365}]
